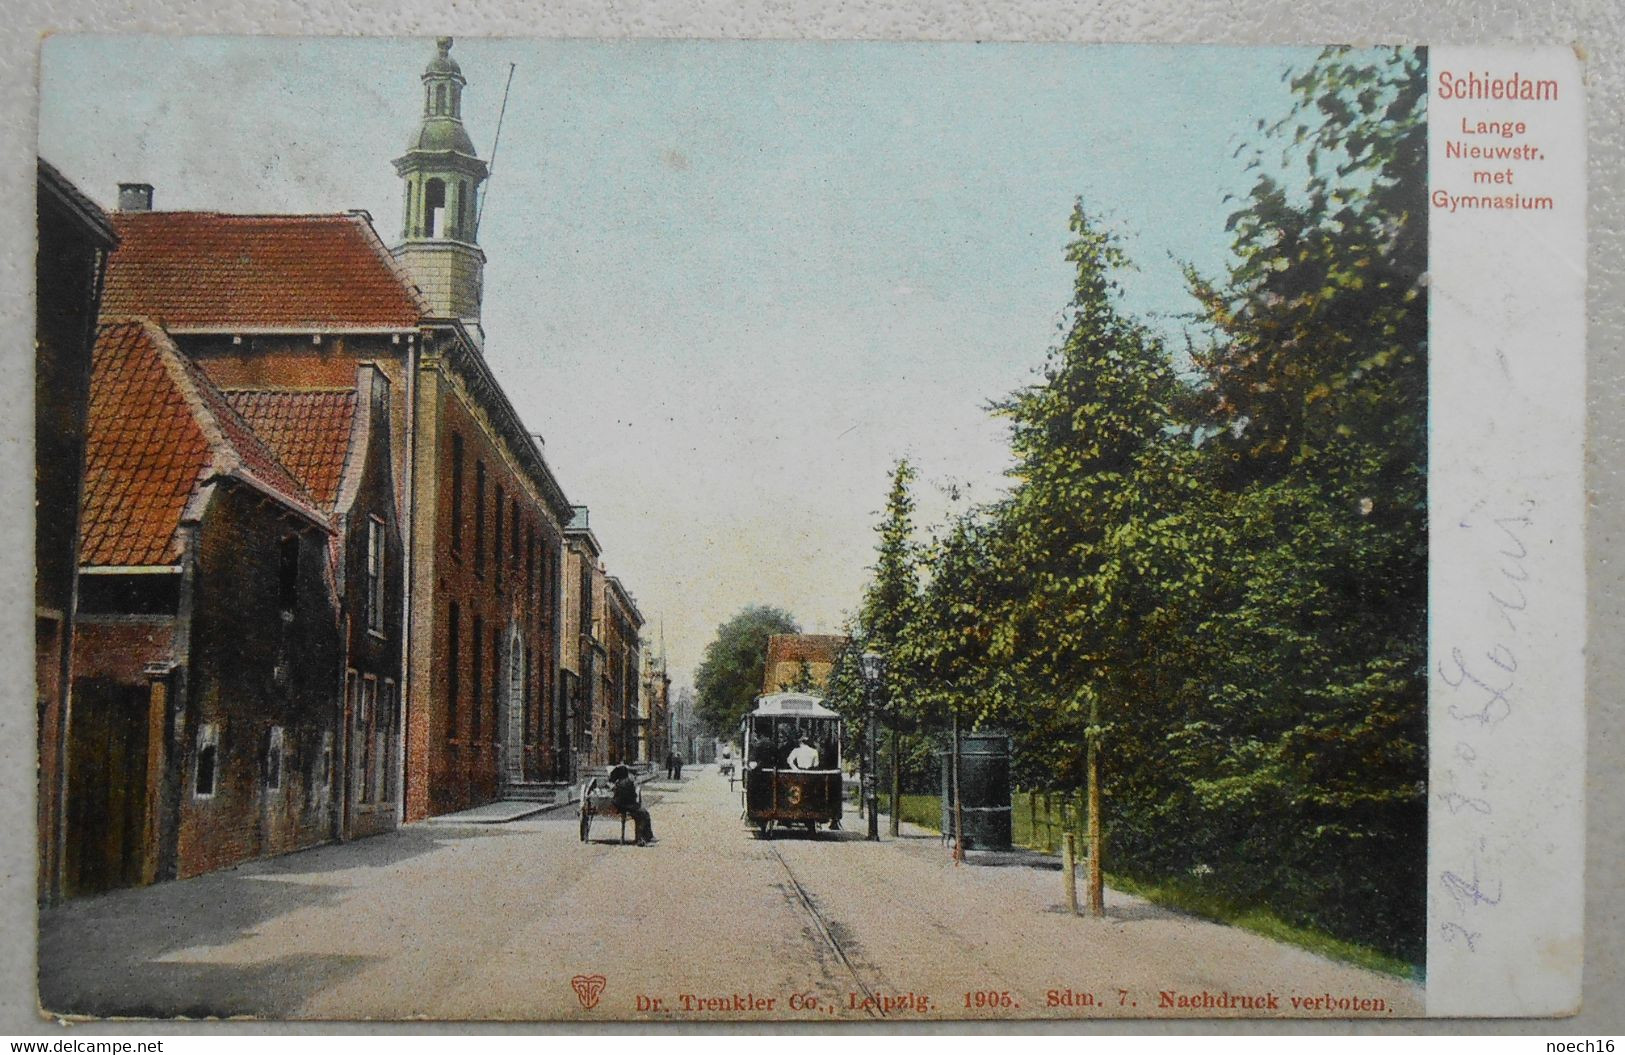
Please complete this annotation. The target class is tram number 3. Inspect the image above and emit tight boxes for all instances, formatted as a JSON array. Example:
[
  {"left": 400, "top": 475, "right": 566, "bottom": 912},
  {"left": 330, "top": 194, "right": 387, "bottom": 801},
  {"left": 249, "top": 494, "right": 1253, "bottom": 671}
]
[{"left": 963, "top": 990, "right": 1017, "bottom": 1010}]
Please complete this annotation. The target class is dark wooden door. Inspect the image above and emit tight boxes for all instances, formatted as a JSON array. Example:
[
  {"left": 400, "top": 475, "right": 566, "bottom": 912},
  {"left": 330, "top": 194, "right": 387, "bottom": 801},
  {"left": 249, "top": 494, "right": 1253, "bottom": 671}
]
[{"left": 65, "top": 678, "right": 150, "bottom": 895}]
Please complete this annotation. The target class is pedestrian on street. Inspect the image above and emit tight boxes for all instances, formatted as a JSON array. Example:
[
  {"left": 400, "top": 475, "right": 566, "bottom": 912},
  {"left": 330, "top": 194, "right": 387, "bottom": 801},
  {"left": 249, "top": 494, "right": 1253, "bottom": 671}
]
[
  {"left": 674, "top": 755, "right": 683, "bottom": 780},
  {"left": 610, "top": 764, "right": 656, "bottom": 846}
]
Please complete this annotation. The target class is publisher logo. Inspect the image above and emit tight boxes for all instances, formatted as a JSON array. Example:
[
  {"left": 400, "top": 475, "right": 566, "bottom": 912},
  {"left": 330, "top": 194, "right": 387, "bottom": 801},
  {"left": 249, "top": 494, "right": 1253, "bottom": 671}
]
[{"left": 572, "top": 974, "right": 607, "bottom": 1010}]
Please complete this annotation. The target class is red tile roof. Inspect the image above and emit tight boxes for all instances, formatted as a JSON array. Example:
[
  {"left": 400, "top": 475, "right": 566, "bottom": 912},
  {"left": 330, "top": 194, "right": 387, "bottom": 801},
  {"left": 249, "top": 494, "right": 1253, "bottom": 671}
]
[
  {"left": 82, "top": 319, "right": 326, "bottom": 567},
  {"left": 102, "top": 212, "right": 426, "bottom": 331},
  {"left": 765, "top": 634, "right": 849, "bottom": 668},
  {"left": 224, "top": 390, "right": 359, "bottom": 511}
]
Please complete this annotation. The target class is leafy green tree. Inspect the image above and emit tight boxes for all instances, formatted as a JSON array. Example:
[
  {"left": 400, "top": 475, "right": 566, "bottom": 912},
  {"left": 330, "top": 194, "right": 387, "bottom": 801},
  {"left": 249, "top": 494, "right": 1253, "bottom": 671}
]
[
  {"left": 1166, "top": 45, "right": 1428, "bottom": 957},
  {"left": 694, "top": 605, "right": 800, "bottom": 736}
]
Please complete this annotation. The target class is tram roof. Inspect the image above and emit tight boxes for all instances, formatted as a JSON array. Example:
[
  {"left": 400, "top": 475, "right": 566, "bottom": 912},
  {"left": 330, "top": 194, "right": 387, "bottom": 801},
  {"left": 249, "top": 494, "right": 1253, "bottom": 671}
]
[{"left": 748, "top": 692, "right": 840, "bottom": 719}]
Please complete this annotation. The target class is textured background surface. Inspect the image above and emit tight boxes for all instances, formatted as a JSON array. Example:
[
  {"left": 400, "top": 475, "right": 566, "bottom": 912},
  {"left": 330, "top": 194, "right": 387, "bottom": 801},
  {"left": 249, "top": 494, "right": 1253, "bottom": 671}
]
[{"left": 2, "top": 0, "right": 1620, "bottom": 1035}]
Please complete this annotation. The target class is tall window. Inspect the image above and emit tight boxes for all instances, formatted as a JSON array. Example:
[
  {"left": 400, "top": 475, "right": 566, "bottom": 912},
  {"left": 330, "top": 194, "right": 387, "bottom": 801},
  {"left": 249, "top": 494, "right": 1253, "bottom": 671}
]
[
  {"left": 278, "top": 536, "right": 299, "bottom": 613},
  {"left": 472, "top": 613, "right": 484, "bottom": 739},
  {"left": 510, "top": 501, "right": 520, "bottom": 570},
  {"left": 526, "top": 529, "right": 536, "bottom": 623},
  {"left": 366, "top": 516, "right": 385, "bottom": 631},
  {"left": 266, "top": 726, "right": 285, "bottom": 793},
  {"left": 447, "top": 604, "right": 460, "bottom": 741},
  {"left": 494, "top": 485, "right": 505, "bottom": 586},
  {"left": 360, "top": 678, "right": 377, "bottom": 803},
  {"left": 195, "top": 724, "right": 219, "bottom": 799},
  {"left": 382, "top": 680, "right": 398, "bottom": 801},
  {"left": 450, "top": 433, "right": 464, "bottom": 554},
  {"left": 579, "top": 564, "right": 592, "bottom": 640},
  {"left": 425, "top": 178, "right": 446, "bottom": 238},
  {"left": 524, "top": 645, "right": 534, "bottom": 744},
  {"left": 319, "top": 732, "right": 334, "bottom": 805},
  {"left": 490, "top": 633, "right": 502, "bottom": 745},
  {"left": 474, "top": 461, "right": 486, "bottom": 579}
]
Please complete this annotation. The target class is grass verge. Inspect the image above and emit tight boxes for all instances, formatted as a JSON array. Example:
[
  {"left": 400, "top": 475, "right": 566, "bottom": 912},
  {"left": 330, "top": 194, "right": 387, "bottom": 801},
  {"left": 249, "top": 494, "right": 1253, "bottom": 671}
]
[{"left": 890, "top": 791, "right": 1420, "bottom": 982}]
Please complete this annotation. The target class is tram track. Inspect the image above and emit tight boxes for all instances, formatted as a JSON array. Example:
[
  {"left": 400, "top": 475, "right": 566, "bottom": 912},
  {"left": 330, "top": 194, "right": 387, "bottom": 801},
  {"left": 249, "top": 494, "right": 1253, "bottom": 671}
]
[{"left": 767, "top": 842, "right": 890, "bottom": 1020}]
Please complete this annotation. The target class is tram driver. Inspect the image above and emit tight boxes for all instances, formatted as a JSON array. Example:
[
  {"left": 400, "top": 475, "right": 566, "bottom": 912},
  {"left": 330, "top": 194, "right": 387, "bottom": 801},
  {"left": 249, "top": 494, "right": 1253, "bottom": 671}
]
[{"left": 787, "top": 735, "right": 820, "bottom": 770}]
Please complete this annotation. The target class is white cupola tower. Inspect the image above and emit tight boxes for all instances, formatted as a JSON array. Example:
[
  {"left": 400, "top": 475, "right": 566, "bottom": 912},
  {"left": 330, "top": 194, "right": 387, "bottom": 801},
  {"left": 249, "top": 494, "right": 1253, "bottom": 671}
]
[{"left": 392, "top": 37, "right": 489, "bottom": 331}]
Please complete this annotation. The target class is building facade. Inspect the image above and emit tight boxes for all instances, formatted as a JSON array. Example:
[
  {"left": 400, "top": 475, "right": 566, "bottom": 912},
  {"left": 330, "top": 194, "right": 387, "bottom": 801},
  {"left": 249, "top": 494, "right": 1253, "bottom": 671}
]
[
  {"left": 561, "top": 507, "right": 606, "bottom": 772},
  {"left": 70, "top": 320, "right": 343, "bottom": 891},
  {"left": 603, "top": 578, "right": 644, "bottom": 765},
  {"left": 91, "top": 40, "right": 576, "bottom": 823},
  {"left": 36, "top": 160, "right": 116, "bottom": 904}
]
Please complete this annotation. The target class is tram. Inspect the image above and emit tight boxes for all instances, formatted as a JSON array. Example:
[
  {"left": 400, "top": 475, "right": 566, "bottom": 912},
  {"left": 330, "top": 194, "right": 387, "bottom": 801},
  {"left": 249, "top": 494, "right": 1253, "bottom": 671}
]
[{"left": 739, "top": 692, "right": 843, "bottom": 836}]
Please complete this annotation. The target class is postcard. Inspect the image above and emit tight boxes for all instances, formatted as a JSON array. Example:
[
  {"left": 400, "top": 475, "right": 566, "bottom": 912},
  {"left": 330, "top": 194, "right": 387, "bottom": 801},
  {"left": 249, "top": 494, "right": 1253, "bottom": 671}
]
[{"left": 31, "top": 38, "right": 1585, "bottom": 1021}]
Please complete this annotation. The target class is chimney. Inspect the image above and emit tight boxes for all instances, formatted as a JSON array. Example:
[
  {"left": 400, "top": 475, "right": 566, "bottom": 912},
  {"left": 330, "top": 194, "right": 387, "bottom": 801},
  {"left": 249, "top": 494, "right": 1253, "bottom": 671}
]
[{"left": 117, "top": 183, "right": 154, "bottom": 211}]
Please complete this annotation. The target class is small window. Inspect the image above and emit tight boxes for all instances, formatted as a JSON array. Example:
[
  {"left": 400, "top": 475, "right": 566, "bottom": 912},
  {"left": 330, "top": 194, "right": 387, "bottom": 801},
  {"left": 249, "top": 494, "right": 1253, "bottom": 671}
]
[
  {"left": 278, "top": 536, "right": 300, "bottom": 613},
  {"left": 195, "top": 723, "right": 219, "bottom": 799},
  {"left": 321, "top": 732, "right": 334, "bottom": 794},
  {"left": 266, "top": 726, "right": 284, "bottom": 792},
  {"left": 366, "top": 516, "right": 385, "bottom": 631}
]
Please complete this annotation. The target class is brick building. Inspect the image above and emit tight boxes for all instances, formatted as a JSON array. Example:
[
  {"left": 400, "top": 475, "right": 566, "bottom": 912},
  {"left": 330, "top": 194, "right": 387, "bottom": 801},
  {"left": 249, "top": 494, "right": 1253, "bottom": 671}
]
[
  {"left": 92, "top": 38, "right": 575, "bottom": 822},
  {"left": 561, "top": 507, "right": 606, "bottom": 771},
  {"left": 225, "top": 367, "right": 404, "bottom": 839},
  {"left": 35, "top": 160, "right": 117, "bottom": 904},
  {"left": 70, "top": 319, "right": 343, "bottom": 890},
  {"left": 640, "top": 646, "right": 671, "bottom": 766},
  {"left": 604, "top": 577, "right": 644, "bottom": 765}
]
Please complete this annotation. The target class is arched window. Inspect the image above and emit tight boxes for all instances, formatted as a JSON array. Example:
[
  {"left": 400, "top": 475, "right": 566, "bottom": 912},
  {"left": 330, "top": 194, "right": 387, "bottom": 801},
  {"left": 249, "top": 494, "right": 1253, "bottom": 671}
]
[
  {"left": 435, "top": 83, "right": 447, "bottom": 114},
  {"left": 424, "top": 178, "right": 446, "bottom": 238},
  {"left": 424, "top": 85, "right": 432, "bottom": 114},
  {"left": 456, "top": 180, "right": 468, "bottom": 237}
]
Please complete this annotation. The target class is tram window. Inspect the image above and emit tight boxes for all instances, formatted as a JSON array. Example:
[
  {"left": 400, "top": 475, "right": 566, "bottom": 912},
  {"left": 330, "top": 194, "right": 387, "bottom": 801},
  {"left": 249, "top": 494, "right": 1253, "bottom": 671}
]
[{"left": 751, "top": 717, "right": 776, "bottom": 765}]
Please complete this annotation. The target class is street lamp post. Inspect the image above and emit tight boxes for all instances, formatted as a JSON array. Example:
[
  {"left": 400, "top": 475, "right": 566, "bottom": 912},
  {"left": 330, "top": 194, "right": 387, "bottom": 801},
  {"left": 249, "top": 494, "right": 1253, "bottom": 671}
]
[{"left": 860, "top": 652, "right": 884, "bottom": 841}]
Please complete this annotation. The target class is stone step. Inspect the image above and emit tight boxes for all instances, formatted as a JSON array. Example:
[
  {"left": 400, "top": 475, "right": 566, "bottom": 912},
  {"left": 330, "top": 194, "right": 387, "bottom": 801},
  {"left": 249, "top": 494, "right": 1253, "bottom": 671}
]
[{"left": 503, "top": 782, "right": 574, "bottom": 803}]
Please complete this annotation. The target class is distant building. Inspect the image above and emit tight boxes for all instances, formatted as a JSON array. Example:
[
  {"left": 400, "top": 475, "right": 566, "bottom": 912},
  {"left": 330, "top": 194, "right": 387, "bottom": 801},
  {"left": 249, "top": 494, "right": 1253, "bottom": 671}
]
[
  {"left": 604, "top": 578, "right": 644, "bottom": 764},
  {"left": 561, "top": 506, "right": 605, "bottom": 771},
  {"left": 669, "top": 686, "right": 710, "bottom": 765},
  {"left": 640, "top": 647, "right": 671, "bottom": 765},
  {"left": 35, "top": 160, "right": 117, "bottom": 904},
  {"left": 762, "top": 634, "right": 849, "bottom": 695}
]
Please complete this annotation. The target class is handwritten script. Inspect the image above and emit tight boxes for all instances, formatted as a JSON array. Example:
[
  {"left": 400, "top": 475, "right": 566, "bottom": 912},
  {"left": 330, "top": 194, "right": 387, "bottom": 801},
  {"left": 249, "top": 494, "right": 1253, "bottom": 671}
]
[{"left": 1436, "top": 498, "right": 1533, "bottom": 953}]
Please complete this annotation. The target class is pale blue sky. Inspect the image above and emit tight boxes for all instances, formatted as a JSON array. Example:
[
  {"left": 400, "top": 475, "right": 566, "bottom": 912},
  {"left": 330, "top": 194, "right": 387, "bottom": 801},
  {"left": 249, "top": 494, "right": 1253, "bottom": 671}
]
[{"left": 40, "top": 37, "right": 1326, "bottom": 683}]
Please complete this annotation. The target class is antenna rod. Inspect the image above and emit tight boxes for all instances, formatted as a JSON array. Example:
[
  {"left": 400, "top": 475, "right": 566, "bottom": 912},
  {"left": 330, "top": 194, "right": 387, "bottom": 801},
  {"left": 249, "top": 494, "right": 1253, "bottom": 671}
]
[{"left": 475, "top": 62, "right": 517, "bottom": 235}]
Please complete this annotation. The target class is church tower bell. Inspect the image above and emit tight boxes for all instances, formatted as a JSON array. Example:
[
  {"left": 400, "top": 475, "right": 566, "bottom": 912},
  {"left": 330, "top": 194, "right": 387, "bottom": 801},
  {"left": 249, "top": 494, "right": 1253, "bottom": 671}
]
[{"left": 393, "top": 37, "right": 489, "bottom": 331}]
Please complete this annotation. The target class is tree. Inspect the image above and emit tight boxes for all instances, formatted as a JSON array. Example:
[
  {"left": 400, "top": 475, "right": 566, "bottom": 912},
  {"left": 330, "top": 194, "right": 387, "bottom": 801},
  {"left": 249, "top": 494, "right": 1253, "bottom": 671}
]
[
  {"left": 859, "top": 459, "right": 921, "bottom": 834},
  {"left": 694, "top": 605, "right": 800, "bottom": 737},
  {"left": 993, "top": 203, "right": 1184, "bottom": 913}
]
